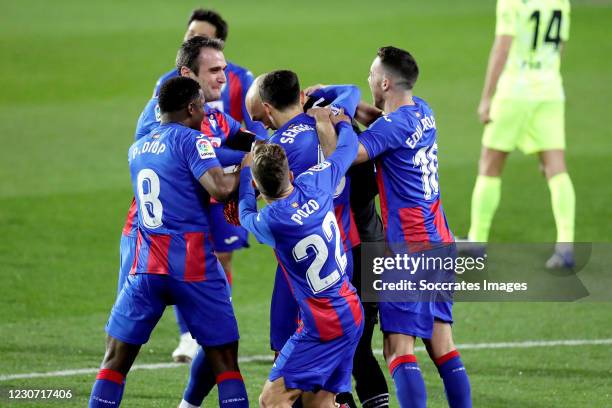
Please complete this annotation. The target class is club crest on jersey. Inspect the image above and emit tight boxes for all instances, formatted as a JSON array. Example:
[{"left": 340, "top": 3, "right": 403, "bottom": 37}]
[
  {"left": 208, "top": 136, "right": 222, "bottom": 148},
  {"left": 196, "top": 138, "right": 216, "bottom": 159},
  {"left": 309, "top": 161, "right": 331, "bottom": 172},
  {"left": 291, "top": 202, "right": 299, "bottom": 208},
  {"left": 208, "top": 114, "right": 218, "bottom": 131}
]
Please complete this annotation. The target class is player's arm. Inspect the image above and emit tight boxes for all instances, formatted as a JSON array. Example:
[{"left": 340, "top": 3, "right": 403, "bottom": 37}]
[
  {"left": 304, "top": 84, "right": 361, "bottom": 118},
  {"left": 306, "top": 109, "right": 358, "bottom": 193},
  {"left": 218, "top": 111, "right": 259, "bottom": 151},
  {"left": 199, "top": 167, "right": 240, "bottom": 202},
  {"left": 354, "top": 113, "right": 398, "bottom": 165},
  {"left": 237, "top": 154, "right": 275, "bottom": 246},
  {"left": 355, "top": 101, "right": 383, "bottom": 127},
  {"left": 307, "top": 107, "right": 338, "bottom": 158},
  {"left": 479, "top": 0, "right": 515, "bottom": 124},
  {"left": 478, "top": 34, "right": 513, "bottom": 124}
]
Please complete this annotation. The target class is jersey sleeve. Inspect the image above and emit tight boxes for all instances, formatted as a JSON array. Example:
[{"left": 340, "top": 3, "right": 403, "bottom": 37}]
[
  {"left": 239, "top": 70, "right": 269, "bottom": 139},
  {"left": 134, "top": 98, "right": 161, "bottom": 141},
  {"left": 298, "top": 121, "right": 357, "bottom": 194},
  {"left": 180, "top": 131, "right": 222, "bottom": 180},
  {"left": 215, "top": 146, "right": 246, "bottom": 167},
  {"left": 358, "top": 114, "right": 403, "bottom": 160},
  {"left": 310, "top": 85, "right": 361, "bottom": 118},
  {"left": 495, "top": 0, "right": 517, "bottom": 36},
  {"left": 238, "top": 168, "right": 275, "bottom": 247}
]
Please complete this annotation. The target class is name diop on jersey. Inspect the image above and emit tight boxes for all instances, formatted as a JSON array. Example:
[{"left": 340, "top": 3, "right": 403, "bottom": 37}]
[
  {"left": 130, "top": 140, "right": 166, "bottom": 159},
  {"left": 280, "top": 124, "right": 315, "bottom": 144},
  {"left": 406, "top": 114, "right": 436, "bottom": 149}
]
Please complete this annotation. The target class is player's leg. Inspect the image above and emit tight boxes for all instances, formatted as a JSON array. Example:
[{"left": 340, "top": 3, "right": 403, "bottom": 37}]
[
  {"left": 90, "top": 274, "right": 167, "bottom": 407},
  {"left": 466, "top": 146, "right": 508, "bottom": 244},
  {"left": 172, "top": 307, "right": 199, "bottom": 363},
  {"left": 259, "top": 378, "right": 301, "bottom": 408},
  {"left": 301, "top": 390, "right": 336, "bottom": 408},
  {"left": 349, "top": 245, "right": 389, "bottom": 408},
  {"left": 383, "top": 332, "right": 427, "bottom": 408},
  {"left": 216, "top": 251, "right": 234, "bottom": 285},
  {"left": 467, "top": 97, "right": 528, "bottom": 245},
  {"left": 270, "top": 265, "right": 300, "bottom": 352},
  {"left": 178, "top": 347, "right": 216, "bottom": 408},
  {"left": 173, "top": 267, "right": 247, "bottom": 408},
  {"left": 423, "top": 319, "right": 472, "bottom": 408}
]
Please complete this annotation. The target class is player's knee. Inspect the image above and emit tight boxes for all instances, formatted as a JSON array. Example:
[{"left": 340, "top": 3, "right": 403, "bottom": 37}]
[
  {"left": 539, "top": 150, "right": 567, "bottom": 180},
  {"left": 258, "top": 389, "right": 284, "bottom": 408},
  {"left": 478, "top": 148, "right": 507, "bottom": 177}
]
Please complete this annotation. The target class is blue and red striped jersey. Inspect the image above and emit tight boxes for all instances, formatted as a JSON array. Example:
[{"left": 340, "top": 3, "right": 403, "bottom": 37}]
[
  {"left": 151, "top": 62, "right": 267, "bottom": 138},
  {"left": 358, "top": 97, "right": 454, "bottom": 246},
  {"left": 239, "top": 122, "right": 363, "bottom": 341},
  {"left": 127, "top": 122, "right": 224, "bottom": 282},
  {"left": 268, "top": 113, "right": 360, "bottom": 250}
]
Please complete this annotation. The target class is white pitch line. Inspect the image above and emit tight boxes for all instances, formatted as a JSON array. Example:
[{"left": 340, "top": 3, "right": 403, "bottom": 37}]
[{"left": 1, "top": 338, "right": 611, "bottom": 382}]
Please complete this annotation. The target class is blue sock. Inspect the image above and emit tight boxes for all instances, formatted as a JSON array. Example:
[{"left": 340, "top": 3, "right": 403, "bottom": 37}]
[
  {"left": 389, "top": 355, "right": 426, "bottom": 408},
  {"left": 89, "top": 369, "right": 125, "bottom": 407},
  {"left": 435, "top": 350, "right": 472, "bottom": 408},
  {"left": 183, "top": 348, "right": 216, "bottom": 406},
  {"left": 216, "top": 371, "right": 249, "bottom": 407},
  {"left": 174, "top": 306, "right": 189, "bottom": 335}
]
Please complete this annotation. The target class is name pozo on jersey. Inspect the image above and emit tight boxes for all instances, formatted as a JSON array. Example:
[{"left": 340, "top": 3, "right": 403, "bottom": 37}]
[
  {"left": 196, "top": 136, "right": 216, "bottom": 160},
  {"left": 406, "top": 114, "right": 436, "bottom": 149}
]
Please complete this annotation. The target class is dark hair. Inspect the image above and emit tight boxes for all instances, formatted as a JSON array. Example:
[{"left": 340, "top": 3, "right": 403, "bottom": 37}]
[
  {"left": 158, "top": 77, "right": 201, "bottom": 114},
  {"left": 259, "top": 70, "right": 301, "bottom": 111},
  {"left": 188, "top": 9, "right": 228, "bottom": 41},
  {"left": 377, "top": 46, "right": 419, "bottom": 89},
  {"left": 252, "top": 144, "right": 289, "bottom": 198},
  {"left": 176, "top": 36, "right": 224, "bottom": 76}
]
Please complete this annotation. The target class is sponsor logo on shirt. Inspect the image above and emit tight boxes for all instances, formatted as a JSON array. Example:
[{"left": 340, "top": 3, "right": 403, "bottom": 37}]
[{"left": 196, "top": 138, "right": 216, "bottom": 160}]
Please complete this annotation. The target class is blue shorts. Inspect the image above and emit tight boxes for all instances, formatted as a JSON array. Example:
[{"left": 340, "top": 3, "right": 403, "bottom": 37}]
[
  {"left": 107, "top": 272, "right": 239, "bottom": 347},
  {"left": 117, "top": 233, "right": 138, "bottom": 296},
  {"left": 209, "top": 202, "right": 249, "bottom": 253},
  {"left": 270, "top": 250, "right": 354, "bottom": 351},
  {"left": 378, "top": 243, "right": 457, "bottom": 338},
  {"left": 270, "top": 324, "right": 363, "bottom": 394}
]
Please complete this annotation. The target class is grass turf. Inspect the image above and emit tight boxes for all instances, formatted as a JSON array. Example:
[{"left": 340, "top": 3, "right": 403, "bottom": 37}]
[{"left": 1, "top": 0, "right": 611, "bottom": 406}]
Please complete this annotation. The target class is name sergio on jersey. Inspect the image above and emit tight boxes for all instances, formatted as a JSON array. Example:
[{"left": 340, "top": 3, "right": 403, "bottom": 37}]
[
  {"left": 130, "top": 139, "right": 166, "bottom": 160},
  {"left": 290, "top": 199, "right": 321, "bottom": 226},
  {"left": 280, "top": 123, "right": 315, "bottom": 144},
  {"left": 406, "top": 114, "right": 436, "bottom": 149}
]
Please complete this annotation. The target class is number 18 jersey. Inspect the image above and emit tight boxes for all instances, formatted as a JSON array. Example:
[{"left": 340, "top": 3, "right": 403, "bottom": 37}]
[{"left": 358, "top": 97, "right": 453, "bottom": 246}]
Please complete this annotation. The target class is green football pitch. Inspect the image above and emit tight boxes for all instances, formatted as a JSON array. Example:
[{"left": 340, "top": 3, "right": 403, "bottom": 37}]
[{"left": 1, "top": 0, "right": 611, "bottom": 406}]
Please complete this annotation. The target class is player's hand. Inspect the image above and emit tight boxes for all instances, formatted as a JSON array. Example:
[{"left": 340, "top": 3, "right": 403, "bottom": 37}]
[
  {"left": 306, "top": 106, "right": 333, "bottom": 122},
  {"left": 329, "top": 108, "right": 351, "bottom": 127},
  {"left": 303, "top": 83, "right": 325, "bottom": 96},
  {"left": 241, "top": 152, "right": 253, "bottom": 169},
  {"left": 478, "top": 98, "right": 492, "bottom": 124}
]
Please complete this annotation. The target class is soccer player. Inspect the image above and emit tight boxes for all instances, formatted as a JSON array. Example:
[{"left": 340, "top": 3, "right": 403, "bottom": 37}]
[
  {"left": 347, "top": 47, "right": 472, "bottom": 408},
  {"left": 238, "top": 108, "right": 363, "bottom": 408},
  {"left": 465, "top": 0, "right": 575, "bottom": 268},
  {"left": 126, "top": 35, "right": 259, "bottom": 363},
  {"left": 246, "top": 72, "right": 375, "bottom": 407},
  {"left": 89, "top": 77, "right": 248, "bottom": 408}
]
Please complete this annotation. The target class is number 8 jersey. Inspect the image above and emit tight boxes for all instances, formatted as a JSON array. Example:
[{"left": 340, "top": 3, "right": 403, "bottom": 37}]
[
  {"left": 358, "top": 97, "right": 454, "bottom": 246},
  {"left": 127, "top": 122, "right": 225, "bottom": 282}
]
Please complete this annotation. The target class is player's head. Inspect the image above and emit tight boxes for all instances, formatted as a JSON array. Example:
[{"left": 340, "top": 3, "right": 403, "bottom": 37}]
[
  {"left": 251, "top": 143, "right": 294, "bottom": 201},
  {"left": 245, "top": 74, "right": 271, "bottom": 129},
  {"left": 158, "top": 76, "right": 205, "bottom": 130},
  {"left": 256, "top": 70, "right": 305, "bottom": 130},
  {"left": 184, "top": 9, "right": 228, "bottom": 42},
  {"left": 176, "top": 36, "right": 227, "bottom": 102},
  {"left": 368, "top": 46, "right": 419, "bottom": 109}
]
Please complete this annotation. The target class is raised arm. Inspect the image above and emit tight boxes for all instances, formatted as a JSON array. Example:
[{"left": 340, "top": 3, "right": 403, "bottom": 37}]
[{"left": 478, "top": 35, "right": 513, "bottom": 124}]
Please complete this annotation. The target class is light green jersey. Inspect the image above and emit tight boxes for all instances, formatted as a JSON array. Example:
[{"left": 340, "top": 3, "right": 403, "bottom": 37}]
[{"left": 495, "top": 0, "right": 570, "bottom": 101}]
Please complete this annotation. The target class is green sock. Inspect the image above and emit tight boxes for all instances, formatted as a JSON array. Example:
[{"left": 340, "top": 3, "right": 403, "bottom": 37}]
[
  {"left": 548, "top": 172, "right": 575, "bottom": 242},
  {"left": 468, "top": 175, "right": 501, "bottom": 242}
]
